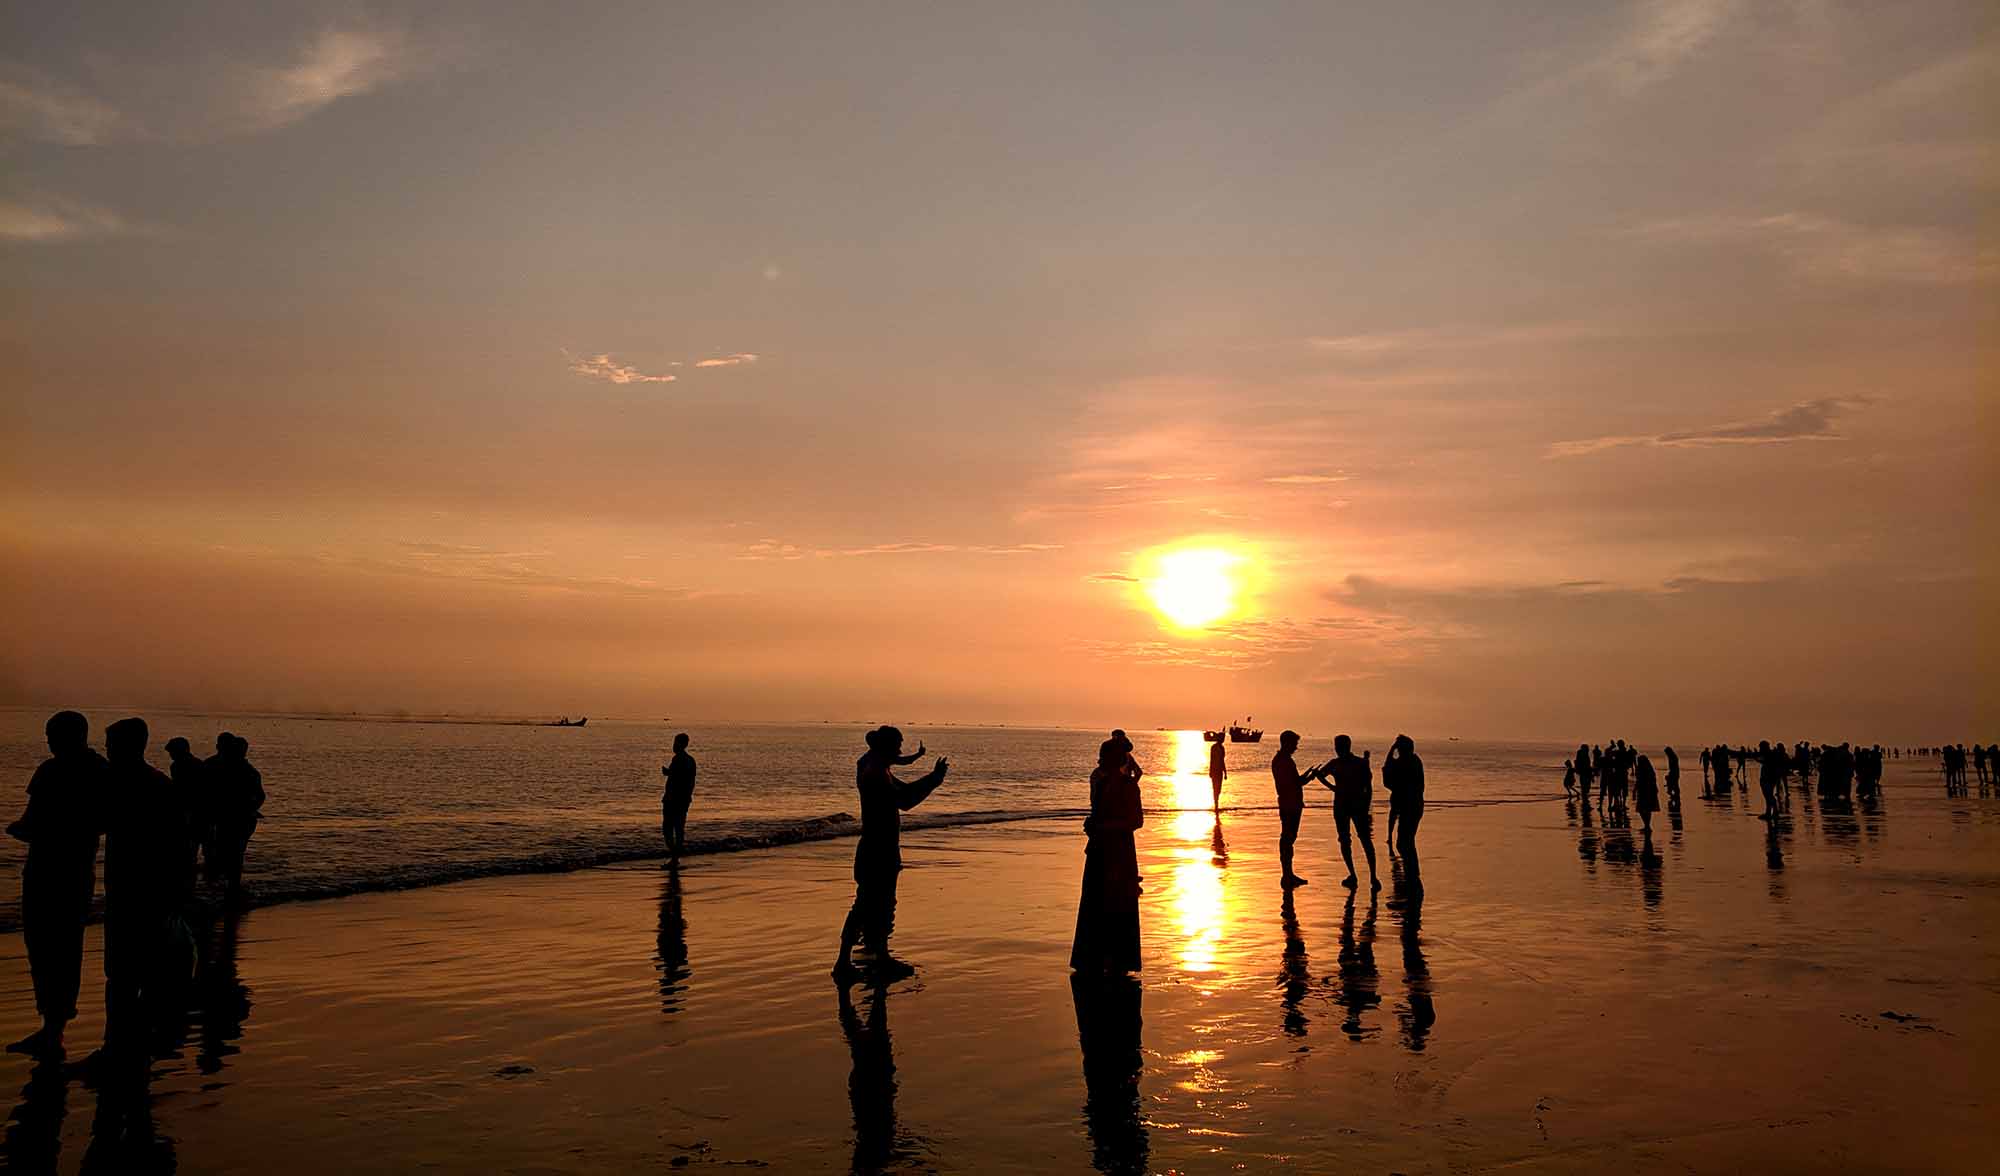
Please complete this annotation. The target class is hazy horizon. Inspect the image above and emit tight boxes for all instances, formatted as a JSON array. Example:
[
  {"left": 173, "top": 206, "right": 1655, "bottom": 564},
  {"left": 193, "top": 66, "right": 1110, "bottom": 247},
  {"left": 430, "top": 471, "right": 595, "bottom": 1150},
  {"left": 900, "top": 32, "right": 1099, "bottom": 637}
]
[{"left": 5, "top": 2, "right": 1996, "bottom": 740}]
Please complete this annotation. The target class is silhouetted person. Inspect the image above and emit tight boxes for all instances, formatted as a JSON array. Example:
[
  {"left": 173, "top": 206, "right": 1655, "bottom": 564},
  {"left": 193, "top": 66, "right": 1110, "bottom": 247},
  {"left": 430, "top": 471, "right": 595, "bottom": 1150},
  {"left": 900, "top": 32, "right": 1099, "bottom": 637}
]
[
  {"left": 656, "top": 867, "right": 691, "bottom": 1014},
  {"left": 1698, "top": 746, "right": 1711, "bottom": 796},
  {"left": 833, "top": 727, "right": 949, "bottom": 981},
  {"left": 1663, "top": 745, "right": 1680, "bottom": 807},
  {"left": 1711, "top": 743, "right": 1733, "bottom": 797},
  {"left": 6, "top": 711, "right": 105, "bottom": 1057},
  {"left": 204, "top": 733, "right": 264, "bottom": 898},
  {"left": 1270, "top": 731, "right": 1319, "bottom": 888},
  {"left": 1383, "top": 735, "right": 1424, "bottom": 888},
  {"left": 162, "top": 737, "right": 210, "bottom": 880},
  {"left": 1277, "top": 892, "right": 1309, "bottom": 1037},
  {"left": 1634, "top": 753, "right": 1659, "bottom": 834},
  {"left": 1208, "top": 737, "right": 1227, "bottom": 811},
  {"left": 1320, "top": 735, "right": 1378, "bottom": 892},
  {"left": 96, "top": 717, "right": 196, "bottom": 1068},
  {"left": 661, "top": 732, "right": 696, "bottom": 859},
  {"left": 1575, "top": 743, "right": 1595, "bottom": 803},
  {"left": 1070, "top": 972, "right": 1148, "bottom": 1175},
  {"left": 1756, "top": 739, "right": 1783, "bottom": 820},
  {"left": 1561, "top": 759, "right": 1576, "bottom": 800},
  {"left": 1072, "top": 733, "right": 1144, "bottom": 974}
]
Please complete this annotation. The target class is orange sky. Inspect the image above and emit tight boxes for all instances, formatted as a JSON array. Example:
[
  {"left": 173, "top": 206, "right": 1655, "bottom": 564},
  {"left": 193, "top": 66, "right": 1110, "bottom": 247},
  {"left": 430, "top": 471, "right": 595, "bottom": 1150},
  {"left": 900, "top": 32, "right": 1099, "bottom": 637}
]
[{"left": 3, "top": 2, "right": 1995, "bottom": 737}]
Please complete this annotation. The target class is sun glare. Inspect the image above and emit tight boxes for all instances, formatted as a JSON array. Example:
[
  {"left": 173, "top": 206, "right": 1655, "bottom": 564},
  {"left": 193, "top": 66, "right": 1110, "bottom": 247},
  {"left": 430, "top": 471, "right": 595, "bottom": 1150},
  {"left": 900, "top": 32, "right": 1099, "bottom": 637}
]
[{"left": 1144, "top": 547, "right": 1243, "bottom": 629}]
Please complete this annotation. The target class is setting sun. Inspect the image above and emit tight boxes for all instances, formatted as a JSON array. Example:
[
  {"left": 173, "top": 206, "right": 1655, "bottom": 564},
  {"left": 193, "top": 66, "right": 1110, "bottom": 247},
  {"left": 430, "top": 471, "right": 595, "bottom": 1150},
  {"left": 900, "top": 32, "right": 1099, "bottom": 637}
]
[{"left": 1144, "top": 547, "right": 1243, "bottom": 629}]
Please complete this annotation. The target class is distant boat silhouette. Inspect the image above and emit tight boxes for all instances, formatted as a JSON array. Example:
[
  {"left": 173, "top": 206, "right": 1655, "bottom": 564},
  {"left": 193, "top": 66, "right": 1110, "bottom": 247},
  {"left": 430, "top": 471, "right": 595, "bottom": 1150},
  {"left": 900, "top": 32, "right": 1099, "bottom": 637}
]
[
  {"left": 1229, "top": 720, "right": 1262, "bottom": 744},
  {"left": 1203, "top": 728, "right": 1225, "bottom": 743},
  {"left": 547, "top": 716, "right": 589, "bottom": 727}
]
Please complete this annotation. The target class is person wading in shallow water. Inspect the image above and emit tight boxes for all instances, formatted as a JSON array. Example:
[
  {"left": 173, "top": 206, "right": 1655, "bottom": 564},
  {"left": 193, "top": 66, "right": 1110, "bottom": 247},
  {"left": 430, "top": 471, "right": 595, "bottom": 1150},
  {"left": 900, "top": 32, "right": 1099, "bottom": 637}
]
[
  {"left": 5, "top": 711, "right": 106, "bottom": 1058},
  {"left": 1208, "top": 736, "right": 1227, "bottom": 812},
  {"left": 661, "top": 733, "right": 696, "bottom": 859},
  {"left": 833, "top": 726, "right": 949, "bottom": 982}
]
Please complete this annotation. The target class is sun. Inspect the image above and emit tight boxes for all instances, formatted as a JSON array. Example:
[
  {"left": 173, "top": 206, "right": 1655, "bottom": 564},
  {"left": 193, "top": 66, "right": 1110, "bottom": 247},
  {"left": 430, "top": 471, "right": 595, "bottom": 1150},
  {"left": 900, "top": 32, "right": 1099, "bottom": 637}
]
[{"left": 1144, "top": 547, "right": 1242, "bottom": 629}]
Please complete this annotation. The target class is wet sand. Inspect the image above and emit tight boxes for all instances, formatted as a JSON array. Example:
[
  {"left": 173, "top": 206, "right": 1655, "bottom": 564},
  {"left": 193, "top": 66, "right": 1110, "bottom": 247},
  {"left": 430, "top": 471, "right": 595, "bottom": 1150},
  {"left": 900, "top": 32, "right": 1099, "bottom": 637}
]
[{"left": 3, "top": 786, "right": 1996, "bottom": 1172}]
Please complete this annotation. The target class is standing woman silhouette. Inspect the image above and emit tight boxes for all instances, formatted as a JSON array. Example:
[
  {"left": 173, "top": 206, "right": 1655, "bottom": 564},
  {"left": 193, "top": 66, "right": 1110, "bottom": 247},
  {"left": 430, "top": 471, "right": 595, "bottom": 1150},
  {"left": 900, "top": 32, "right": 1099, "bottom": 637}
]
[{"left": 1071, "top": 732, "right": 1145, "bottom": 974}]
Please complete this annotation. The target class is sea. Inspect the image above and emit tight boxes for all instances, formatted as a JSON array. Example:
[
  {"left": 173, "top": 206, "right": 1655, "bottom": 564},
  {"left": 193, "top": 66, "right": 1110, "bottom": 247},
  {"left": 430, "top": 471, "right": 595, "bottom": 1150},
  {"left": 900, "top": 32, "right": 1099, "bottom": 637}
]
[{"left": 0, "top": 706, "right": 1946, "bottom": 929}]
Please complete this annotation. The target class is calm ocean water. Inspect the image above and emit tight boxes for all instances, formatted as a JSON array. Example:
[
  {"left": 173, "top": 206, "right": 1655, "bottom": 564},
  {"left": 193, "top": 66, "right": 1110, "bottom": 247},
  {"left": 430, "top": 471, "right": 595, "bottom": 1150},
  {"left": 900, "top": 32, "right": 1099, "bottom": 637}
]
[{"left": 0, "top": 706, "right": 1944, "bottom": 928}]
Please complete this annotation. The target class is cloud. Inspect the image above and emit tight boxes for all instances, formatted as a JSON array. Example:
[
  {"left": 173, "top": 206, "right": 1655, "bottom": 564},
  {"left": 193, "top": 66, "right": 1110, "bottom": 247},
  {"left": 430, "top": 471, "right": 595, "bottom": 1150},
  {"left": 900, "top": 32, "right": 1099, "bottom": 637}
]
[
  {"left": 1, "top": 23, "right": 459, "bottom": 146},
  {"left": 1264, "top": 473, "right": 1349, "bottom": 486},
  {"left": 741, "top": 539, "right": 1061, "bottom": 561},
  {"left": 1086, "top": 572, "right": 1139, "bottom": 584},
  {"left": 1548, "top": 397, "right": 1860, "bottom": 457},
  {"left": 693, "top": 353, "right": 759, "bottom": 368},
  {"left": 1624, "top": 213, "right": 1999, "bottom": 284},
  {"left": 1596, "top": 0, "right": 1737, "bottom": 93},
  {"left": 0, "top": 72, "right": 125, "bottom": 144},
  {"left": 0, "top": 195, "right": 140, "bottom": 243},
  {"left": 567, "top": 352, "right": 677, "bottom": 385}
]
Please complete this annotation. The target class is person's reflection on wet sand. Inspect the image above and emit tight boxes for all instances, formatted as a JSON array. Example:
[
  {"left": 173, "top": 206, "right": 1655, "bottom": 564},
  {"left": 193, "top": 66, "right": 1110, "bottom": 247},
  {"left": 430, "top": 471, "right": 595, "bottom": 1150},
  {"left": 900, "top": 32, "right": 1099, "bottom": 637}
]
[
  {"left": 1, "top": 1056, "right": 70, "bottom": 1170},
  {"left": 1210, "top": 815, "right": 1228, "bottom": 868},
  {"left": 1576, "top": 801, "right": 1598, "bottom": 869},
  {"left": 1278, "top": 892, "right": 1309, "bottom": 1039},
  {"left": 1388, "top": 863, "right": 1434, "bottom": 1052},
  {"left": 1332, "top": 893, "right": 1380, "bottom": 1042},
  {"left": 657, "top": 865, "right": 691, "bottom": 1016},
  {"left": 80, "top": 1064, "right": 174, "bottom": 1175},
  {"left": 1639, "top": 834, "right": 1664, "bottom": 910},
  {"left": 837, "top": 979, "right": 930, "bottom": 1174},
  {"left": 1070, "top": 972, "right": 1147, "bottom": 1176},
  {"left": 195, "top": 905, "right": 252, "bottom": 1076}
]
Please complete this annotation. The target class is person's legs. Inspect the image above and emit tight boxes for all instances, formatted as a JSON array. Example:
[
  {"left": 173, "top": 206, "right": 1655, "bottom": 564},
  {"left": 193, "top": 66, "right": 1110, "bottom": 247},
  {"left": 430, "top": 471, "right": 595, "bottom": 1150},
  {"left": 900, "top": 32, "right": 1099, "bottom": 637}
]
[
  {"left": 13, "top": 882, "right": 85, "bottom": 1052},
  {"left": 1398, "top": 806, "right": 1421, "bottom": 883},
  {"left": 1335, "top": 807, "right": 1358, "bottom": 886},
  {"left": 1353, "top": 808, "right": 1379, "bottom": 889},
  {"left": 834, "top": 881, "right": 869, "bottom": 975},
  {"left": 1385, "top": 805, "right": 1399, "bottom": 854},
  {"left": 1211, "top": 775, "right": 1222, "bottom": 810},
  {"left": 1278, "top": 807, "right": 1303, "bottom": 884}
]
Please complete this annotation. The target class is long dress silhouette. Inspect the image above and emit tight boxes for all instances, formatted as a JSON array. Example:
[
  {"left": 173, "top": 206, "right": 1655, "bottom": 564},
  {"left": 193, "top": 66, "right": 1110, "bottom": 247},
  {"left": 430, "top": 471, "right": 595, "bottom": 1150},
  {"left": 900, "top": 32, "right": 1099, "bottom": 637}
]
[{"left": 1070, "top": 739, "right": 1144, "bottom": 973}]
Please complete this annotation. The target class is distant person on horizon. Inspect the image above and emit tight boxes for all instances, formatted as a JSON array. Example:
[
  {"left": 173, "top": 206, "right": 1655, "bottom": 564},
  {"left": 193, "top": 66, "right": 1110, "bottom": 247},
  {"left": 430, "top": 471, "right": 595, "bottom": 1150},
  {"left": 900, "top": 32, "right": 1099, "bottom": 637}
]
[
  {"left": 662, "top": 733, "right": 697, "bottom": 860},
  {"left": 1634, "top": 753, "right": 1659, "bottom": 835},
  {"left": 205, "top": 733, "right": 265, "bottom": 899},
  {"left": 833, "top": 726, "right": 949, "bottom": 982},
  {"left": 1209, "top": 736, "right": 1227, "bottom": 812},
  {"left": 6, "top": 711, "right": 106, "bottom": 1058},
  {"left": 1756, "top": 740, "right": 1783, "bottom": 820},
  {"left": 1711, "top": 744, "right": 1733, "bottom": 797},
  {"left": 1320, "top": 735, "right": 1379, "bottom": 892},
  {"left": 1383, "top": 735, "right": 1424, "bottom": 887},
  {"left": 1071, "top": 732, "right": 1144, "bottom": 974},
  {"left": 96, "top": 717, "right": 197, "bottom": 1067},
  {"left": 1270, "top": 731, "right": 1320, "bottom": 889}
]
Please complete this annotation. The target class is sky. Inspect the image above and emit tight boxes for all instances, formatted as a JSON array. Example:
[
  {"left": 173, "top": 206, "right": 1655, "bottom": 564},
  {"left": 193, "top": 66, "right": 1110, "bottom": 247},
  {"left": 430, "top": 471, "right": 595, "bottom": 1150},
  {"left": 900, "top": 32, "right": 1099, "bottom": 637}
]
[{"left": 2, "top": 1, "right": 1994, "bottom": 739}]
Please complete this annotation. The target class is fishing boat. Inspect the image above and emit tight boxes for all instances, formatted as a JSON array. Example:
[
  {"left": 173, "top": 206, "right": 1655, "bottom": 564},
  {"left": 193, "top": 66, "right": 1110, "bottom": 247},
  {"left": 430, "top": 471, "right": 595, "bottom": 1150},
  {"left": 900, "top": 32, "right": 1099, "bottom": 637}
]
[
  {"left": 547, "top": 716, "right": 588, "bottom": 727},
  {"left": 1203, "top": 728, "right": 1226, "bottom": 743},
  {"left": 1228, "top": 721, "right": 1262, "bottom": 743}
]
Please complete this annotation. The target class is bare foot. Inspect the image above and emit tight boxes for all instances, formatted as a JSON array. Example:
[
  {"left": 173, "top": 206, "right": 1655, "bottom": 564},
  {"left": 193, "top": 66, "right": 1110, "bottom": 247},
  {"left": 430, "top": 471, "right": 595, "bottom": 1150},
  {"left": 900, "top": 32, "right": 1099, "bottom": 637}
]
[{"left": 1341, "top": 874, "right": 1358, "bottom": 889}]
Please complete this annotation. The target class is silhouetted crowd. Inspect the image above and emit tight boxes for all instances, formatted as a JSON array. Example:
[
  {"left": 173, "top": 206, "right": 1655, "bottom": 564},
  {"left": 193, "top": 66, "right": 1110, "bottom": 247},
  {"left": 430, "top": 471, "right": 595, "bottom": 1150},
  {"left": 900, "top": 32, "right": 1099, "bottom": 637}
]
[
  {"left": 1938, "top": 743, "right": 1996, "bottom": 797},
  {"left": 7, "top": 711, "right": 264, "bottom": 1070}
]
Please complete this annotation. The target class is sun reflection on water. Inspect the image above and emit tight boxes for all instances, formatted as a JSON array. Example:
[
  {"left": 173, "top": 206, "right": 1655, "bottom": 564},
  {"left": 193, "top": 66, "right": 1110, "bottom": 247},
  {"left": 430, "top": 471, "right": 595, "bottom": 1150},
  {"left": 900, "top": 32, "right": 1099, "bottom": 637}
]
[{"left": 1162, "top": 731, "right": 1228, "bottom": 975}]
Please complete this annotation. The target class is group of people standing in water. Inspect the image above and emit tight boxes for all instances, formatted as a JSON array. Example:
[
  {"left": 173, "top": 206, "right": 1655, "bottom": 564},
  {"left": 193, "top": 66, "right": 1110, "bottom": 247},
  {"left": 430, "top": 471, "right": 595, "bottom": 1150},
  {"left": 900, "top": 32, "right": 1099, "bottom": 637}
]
[{"left": 7, "top": 711, "right": 265, "bottom": 1065}]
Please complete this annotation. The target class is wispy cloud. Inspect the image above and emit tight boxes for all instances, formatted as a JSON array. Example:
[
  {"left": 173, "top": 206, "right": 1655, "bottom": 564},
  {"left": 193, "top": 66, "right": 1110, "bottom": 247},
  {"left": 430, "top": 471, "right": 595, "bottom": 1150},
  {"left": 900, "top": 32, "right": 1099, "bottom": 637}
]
[
  {"left": 1624, "top": 213, "right": 1999, "bottom": 284},
  {"left": 693, "top": 353, "right": 759, "bottom": 368},
  {"left": 1594, "top": 0, "right": 1737, "bottom": 94},
  {"left": 0, "top": 195, "right": 140, "bottom": 243},
  {"left": 0, "top": 71, "right": 125, "bottom": 144},
  {"left": 1305, "top": 322, "right": 1640, "bottom": 356},
  {"left": 740, "top": 539, "right": 1061, "bottom": 561},
  {"left": 567, "top": 352, "right": 677, "bottom": 385},
  {"left": 1550, "top": 397, "right": 1861, "bottom": 457},
  {"left": 1264, "top": 473, "right": 1349, "bottom": 486},
  {"left": 1, "top": 22, "right": 461, "bottom": 146}
]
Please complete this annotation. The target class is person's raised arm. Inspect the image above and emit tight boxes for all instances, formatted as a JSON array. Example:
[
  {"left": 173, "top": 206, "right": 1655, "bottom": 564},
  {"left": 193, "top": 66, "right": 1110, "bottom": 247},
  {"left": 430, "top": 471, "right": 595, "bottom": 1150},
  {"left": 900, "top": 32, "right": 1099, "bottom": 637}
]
[
  {"left": 893, "top": 758, "right": 950, "bottom": 811},
  {"left": 893, "top": 740, "right": 926, "bottom": 766}
]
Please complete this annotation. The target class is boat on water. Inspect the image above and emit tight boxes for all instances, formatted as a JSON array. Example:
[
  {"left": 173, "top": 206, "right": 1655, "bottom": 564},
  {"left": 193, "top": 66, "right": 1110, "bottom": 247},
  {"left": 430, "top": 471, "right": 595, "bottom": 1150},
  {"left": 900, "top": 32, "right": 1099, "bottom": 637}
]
[
  {"left": 1205, "top": 720, "right": 1263, "bottom": 743},
  {"left": 547, "top": 716, "right": 588, "bottom": 727}
]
